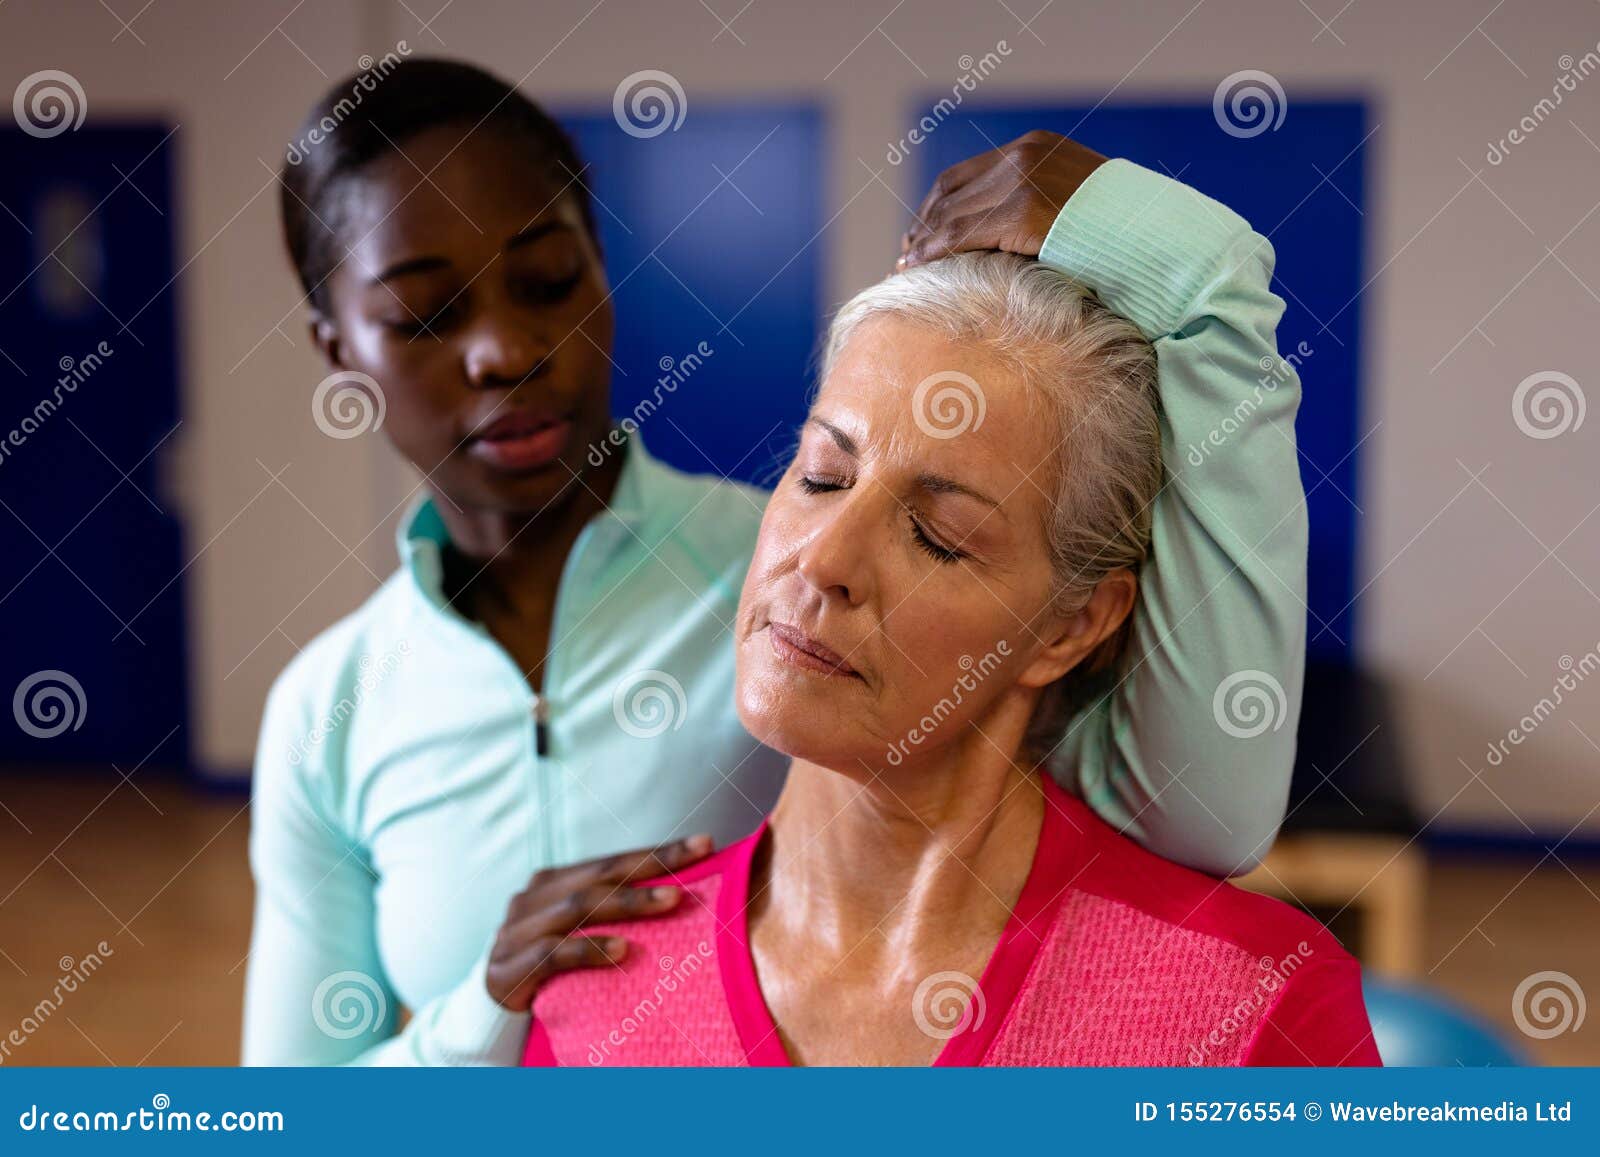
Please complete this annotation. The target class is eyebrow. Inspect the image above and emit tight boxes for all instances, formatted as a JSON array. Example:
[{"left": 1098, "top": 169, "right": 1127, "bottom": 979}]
[
  {"left": 369, "top": 255, "right": 449, "bottom": 287},
  {"left": 368, "top": 222, "right": 575, "bottom": 287},
  {"left": 505, "top": 220, "right": 573, "bottom": 252},
  {"left": 806, "top": 417, "right": 1001, "bottom": 509}
]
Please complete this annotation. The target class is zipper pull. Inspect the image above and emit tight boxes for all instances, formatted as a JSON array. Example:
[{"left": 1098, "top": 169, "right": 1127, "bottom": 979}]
[{"left": 533, "top": 696, "right": 550, "bottom": 757}]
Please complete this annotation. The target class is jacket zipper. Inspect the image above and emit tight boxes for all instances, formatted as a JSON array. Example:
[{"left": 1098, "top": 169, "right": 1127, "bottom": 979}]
[{"left": 533, "top": 695, "right": 550, "bottom": 757}]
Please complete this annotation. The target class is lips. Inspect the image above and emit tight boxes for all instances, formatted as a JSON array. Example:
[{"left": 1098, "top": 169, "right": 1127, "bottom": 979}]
[
  {"left": 467, "top": 409, "right": 573, "bottom": 472},
  {"left": 768, "top": 621, "right": 861, "bottom": 679}
]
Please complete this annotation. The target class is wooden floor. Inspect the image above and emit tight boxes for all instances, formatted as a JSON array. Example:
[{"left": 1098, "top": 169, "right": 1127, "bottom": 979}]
[{"left": 0, "top": 771, "right": 1595, "bottom": 1066}]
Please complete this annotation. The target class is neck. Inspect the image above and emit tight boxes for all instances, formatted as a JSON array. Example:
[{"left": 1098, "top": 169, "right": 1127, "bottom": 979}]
[
  {"left": 435, "top": 448, "right": 625, "bottom": 618},
  {"left": 753, "top": 729, "right": 1046, "bottom": 971}
]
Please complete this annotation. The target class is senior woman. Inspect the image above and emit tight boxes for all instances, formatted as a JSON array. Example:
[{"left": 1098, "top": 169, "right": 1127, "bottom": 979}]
[
  {"left": 523, "top": 249, "right": 1378, "bottom": 1067},
  {"left": 247, "top": 59, "right": 1310, "bottom": 1066}
]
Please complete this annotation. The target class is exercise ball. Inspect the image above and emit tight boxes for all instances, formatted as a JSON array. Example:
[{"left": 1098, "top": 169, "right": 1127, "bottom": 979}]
[{"left": 1362, "top": 976, "right": 1531, "bottom": 1066}]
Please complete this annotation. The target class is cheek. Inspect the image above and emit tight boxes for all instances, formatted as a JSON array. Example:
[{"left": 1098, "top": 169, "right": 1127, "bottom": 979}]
[
  {"left": 744, "top": 493, "right": 806, "bottom": 585},
  {"left": 878, "top": 585, "right": 1022, "bottom": 713}
]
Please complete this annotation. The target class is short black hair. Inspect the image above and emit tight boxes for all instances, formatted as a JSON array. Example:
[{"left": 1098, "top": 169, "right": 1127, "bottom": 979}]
[{"left": 279, "top": 56, "right": 597, "bottom": 312}]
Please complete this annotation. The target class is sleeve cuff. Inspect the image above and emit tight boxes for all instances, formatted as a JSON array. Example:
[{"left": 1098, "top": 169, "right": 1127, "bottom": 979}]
[
  {"left": 1038, "top": 157, "right": 1252, "bottom": 340},
  {"left": 420, "top": 945, "right": 529, "bottom": 1066}
]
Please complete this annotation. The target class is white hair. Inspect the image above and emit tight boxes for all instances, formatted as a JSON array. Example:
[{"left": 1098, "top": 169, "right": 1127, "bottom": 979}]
[{"left": 821, "top": 250, "right": 1162, "bottom": 755}]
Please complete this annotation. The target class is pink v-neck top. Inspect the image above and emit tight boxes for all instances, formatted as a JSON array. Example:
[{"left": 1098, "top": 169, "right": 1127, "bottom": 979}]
[{"left": 524, "top": 776, "right": 1381, "bottom": 1067}]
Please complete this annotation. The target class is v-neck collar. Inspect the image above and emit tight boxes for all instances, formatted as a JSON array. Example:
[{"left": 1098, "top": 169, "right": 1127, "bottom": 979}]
[{"left": 716, "top": 773, "right": 1093, "bottom": 1067}]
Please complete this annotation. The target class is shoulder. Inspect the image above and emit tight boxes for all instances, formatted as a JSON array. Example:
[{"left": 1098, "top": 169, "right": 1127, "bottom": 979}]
[
  {"left": 1071, "top": 797, "right": 1353, "bottom": 967},
  {"left": 255, "top": 568, "right": 415, "bottom": 797},
  {"left": 528, "top": 838, "right": 749, "bottom": 1067}
]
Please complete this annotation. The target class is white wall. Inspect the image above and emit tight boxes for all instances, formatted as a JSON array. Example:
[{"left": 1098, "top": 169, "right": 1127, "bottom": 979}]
[{"left": 5, "top": 0, "right": 1597, "bottom": 836}]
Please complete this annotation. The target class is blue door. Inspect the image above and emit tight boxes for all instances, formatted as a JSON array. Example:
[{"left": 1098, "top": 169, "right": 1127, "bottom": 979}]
[{"left": 0, "top": 123, "right": 189, "bottom": 770}]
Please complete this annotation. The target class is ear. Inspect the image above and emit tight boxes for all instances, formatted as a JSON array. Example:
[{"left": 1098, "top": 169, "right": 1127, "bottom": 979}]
[
  {"left": 1015, "top": 569, "right": 1138, "bottom": 689},
  {"left": 308, "top": 311, "right": 345, "bottom": 369}
]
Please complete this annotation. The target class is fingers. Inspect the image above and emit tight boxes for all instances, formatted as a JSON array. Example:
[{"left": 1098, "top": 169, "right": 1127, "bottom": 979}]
[
  {"left": 489, "top": 933, "right": 627, "bottom": 1011},
  {"left": 514, "top": 879, "right": 685, "bottom": 941},
  {"left": 576, "top": 833, "right": 715, "bottom": 888},
  {"left": 905, "top": 189, "right": 1010, "bottom": 267},
  {"left": 915, "top": 148, "right": 999, "bottom": 225}
]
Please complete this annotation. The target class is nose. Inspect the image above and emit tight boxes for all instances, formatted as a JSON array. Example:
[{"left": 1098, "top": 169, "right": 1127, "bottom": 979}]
[
  {"left": 463, "top": 309, "right": 550, "bottom": 389},
  {"left": 794, "top": 489, "right": 875, "bottom": 607}
]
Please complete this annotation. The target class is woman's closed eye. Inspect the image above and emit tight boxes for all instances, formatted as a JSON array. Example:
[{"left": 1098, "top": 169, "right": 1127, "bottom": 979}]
[
  {"left": 909, "top": 515, "right": 965, "bottom": 563},
  {"left": 385, "top": 300, "right": 461, "bottom": 337},
  {"left": 512, "top": 269, "right": 583, "bottom": 306},
  {"left": 795, "top": 472, "right": 967, "bottom": 565}
]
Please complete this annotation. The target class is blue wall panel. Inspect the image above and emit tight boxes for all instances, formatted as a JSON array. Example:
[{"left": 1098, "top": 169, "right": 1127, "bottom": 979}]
[{"left": 560, "top": 104, "right": 825, "bottom": 488}]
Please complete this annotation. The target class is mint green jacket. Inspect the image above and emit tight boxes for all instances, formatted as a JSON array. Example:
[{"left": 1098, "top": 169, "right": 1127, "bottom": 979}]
[{"left": 243, "top": 159, "right": 1307, "bottom": 1065}]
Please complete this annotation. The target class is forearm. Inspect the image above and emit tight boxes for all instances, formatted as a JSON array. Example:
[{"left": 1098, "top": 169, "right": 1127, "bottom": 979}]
[{"left": 1038, "top": 158, "right": 1307, "bottom": 875}]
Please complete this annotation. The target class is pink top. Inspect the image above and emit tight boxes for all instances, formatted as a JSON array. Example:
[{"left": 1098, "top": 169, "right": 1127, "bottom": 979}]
[{"left": 524, "top": 775, "right": 1382, "bottom": 1067}]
